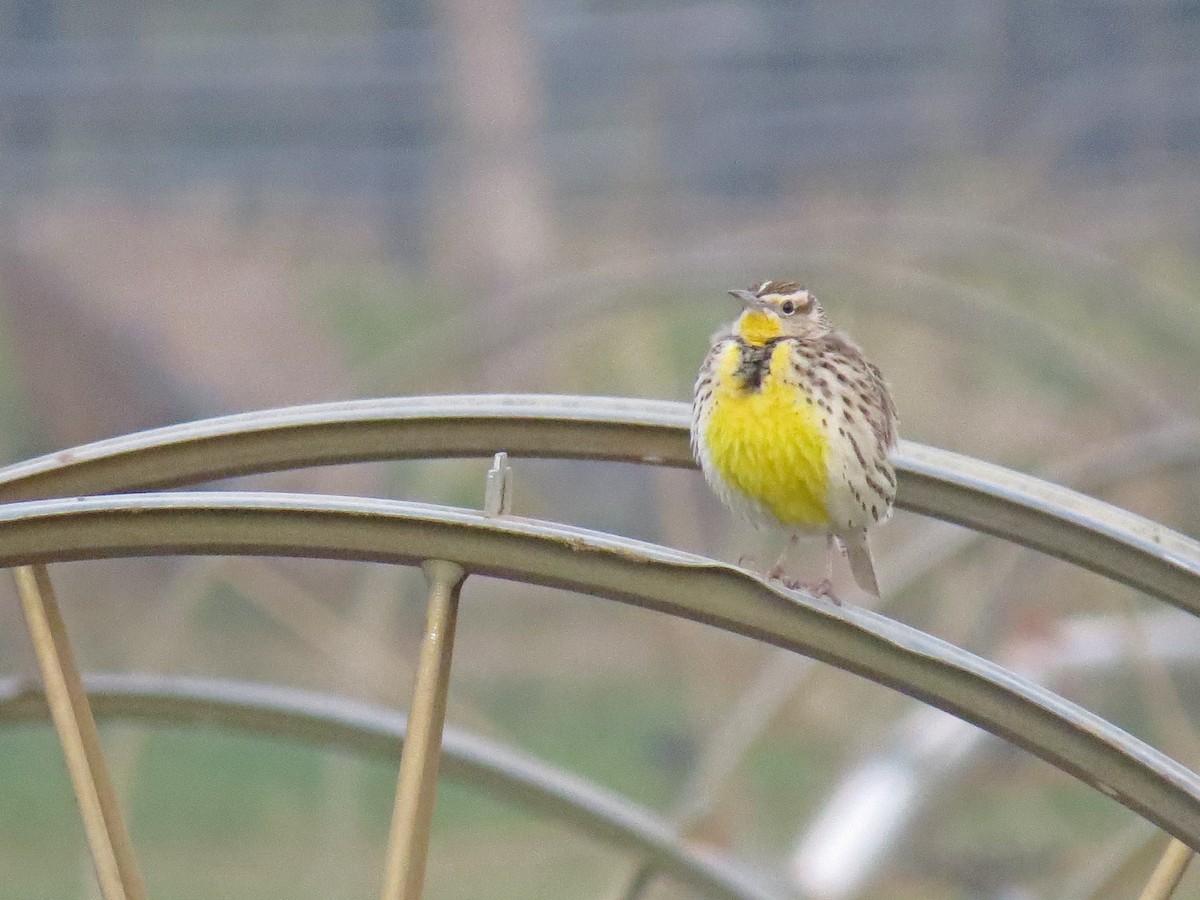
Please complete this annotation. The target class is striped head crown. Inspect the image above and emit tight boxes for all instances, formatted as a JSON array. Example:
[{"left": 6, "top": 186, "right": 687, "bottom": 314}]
[{"left": 753, "top": 280, "right": 803, "bottom": 297}]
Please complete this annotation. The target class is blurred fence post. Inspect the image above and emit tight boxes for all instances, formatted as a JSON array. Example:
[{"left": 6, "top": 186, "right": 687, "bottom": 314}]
[{"left": 431, "top": 0, "right": 552, "bottom": 293}]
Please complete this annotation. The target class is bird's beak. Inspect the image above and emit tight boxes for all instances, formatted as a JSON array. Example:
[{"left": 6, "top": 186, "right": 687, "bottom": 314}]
[{"left": 728, "top": 289, "right": 762, "bottom": 308}]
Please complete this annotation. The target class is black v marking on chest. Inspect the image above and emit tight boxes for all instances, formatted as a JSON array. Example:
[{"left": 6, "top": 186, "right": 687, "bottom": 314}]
[{"left": 734, "top": 338, "right": 786, "bottom": 392}]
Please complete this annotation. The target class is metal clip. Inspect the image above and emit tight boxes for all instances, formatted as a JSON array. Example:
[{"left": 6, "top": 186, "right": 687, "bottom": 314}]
[{"left": 484, "top": 452, "right": 513, "bottom": 517}]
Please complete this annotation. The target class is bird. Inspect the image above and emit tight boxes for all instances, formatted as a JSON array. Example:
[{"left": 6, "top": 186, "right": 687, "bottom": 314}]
[{"left": 691, "top": 280, "right": 899, "bottom": 602}]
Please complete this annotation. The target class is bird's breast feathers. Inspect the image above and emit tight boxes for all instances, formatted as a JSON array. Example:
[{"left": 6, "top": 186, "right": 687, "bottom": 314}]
[{"left": 698, "top": 341, "right": 831, "bottom": 529}]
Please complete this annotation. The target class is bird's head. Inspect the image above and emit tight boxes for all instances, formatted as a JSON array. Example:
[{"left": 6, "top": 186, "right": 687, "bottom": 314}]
[{"left": 729, "top": 280, "right": 831, "bottom": 345}]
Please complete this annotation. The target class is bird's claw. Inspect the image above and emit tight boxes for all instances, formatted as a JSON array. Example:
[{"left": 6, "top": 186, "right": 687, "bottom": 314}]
[
  {"left": 767, "top": 571, "right": 842, "bottom": 606},
  {"left": 806, "top": 577, "right": 842, "bottom": 606}
]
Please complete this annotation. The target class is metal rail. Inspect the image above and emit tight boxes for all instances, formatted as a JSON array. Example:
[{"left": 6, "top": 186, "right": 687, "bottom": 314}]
[
  {"left": 0, "top": 673, "right": 783, "bottom": 900},
  {"left": 788, "top": 607, "right": 1200, "bottom": 898},
  {"left": 0, "top": 491, "right": 1198, "bottom": 849},
  {"left": 0, "top": 395, "right": 1194, "bottom": 613}
]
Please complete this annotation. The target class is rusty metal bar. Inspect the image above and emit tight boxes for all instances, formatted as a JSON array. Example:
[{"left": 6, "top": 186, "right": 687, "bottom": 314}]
[
  {"left": 380, "top": 560, "right": 466, "bottom": 900},
  {"left": 0, "top": 396, "right": 1194, "bottom": 613},
  {"left": 1139, "top": 837, "right": 1195, "bottom": 900},
  {"left": 0, "top": 491, "right": 1198, "bottom": 850},
  {"left": 11, "top": 565, "right": 146, "bottom": 900}
]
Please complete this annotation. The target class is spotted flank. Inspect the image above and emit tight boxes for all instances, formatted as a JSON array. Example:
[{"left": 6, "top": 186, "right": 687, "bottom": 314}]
[{"left": 692, "top": 281, "right": 899, "bottom": 597}]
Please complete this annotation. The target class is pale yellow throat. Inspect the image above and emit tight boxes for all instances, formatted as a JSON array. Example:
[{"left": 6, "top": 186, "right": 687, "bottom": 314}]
[
  {"left": 703, "top": 341, "right": 830, "bottom": 528},
  {"left": 736, "top": 309, "right": 783, "bottom": 345}
]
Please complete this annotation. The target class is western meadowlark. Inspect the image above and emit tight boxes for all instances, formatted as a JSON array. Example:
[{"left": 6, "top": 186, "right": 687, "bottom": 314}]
[{"left": 691, "top": 280, "right": 899, "bottom": 601}]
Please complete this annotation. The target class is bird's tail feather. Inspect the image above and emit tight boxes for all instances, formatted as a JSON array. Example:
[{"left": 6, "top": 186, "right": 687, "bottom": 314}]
[{"left": 843, "top": 531, "right": 881, "bottom": 597}]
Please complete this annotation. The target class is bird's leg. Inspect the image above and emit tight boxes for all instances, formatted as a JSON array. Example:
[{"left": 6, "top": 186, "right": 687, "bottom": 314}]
[
  {"left": 767, "top": 533, "right": 799, "bottom": 582},
  {"left": 737, "top": 523, "right": 767, "bottom": 570},
  {"left": 811, "top": 534, "right": 840, "bottom": 605},
  {"left": 766, "top": 534, "right": 841, "bottom": 605}
]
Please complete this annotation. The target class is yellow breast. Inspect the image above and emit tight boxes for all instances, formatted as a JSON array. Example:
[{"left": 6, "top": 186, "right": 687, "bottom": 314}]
[{"left": 702, "top": 342, "right": 830, "bottom": 528}]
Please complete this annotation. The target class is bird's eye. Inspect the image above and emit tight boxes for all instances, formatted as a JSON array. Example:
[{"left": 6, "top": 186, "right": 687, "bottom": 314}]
[{"left": 780, "top": 300, "right": 796, "bottom": 316}]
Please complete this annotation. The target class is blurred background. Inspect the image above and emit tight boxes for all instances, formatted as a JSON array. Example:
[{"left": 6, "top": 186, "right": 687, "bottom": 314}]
[{"left": 1, "top": 0, "right": 1199, "bottom": 897}]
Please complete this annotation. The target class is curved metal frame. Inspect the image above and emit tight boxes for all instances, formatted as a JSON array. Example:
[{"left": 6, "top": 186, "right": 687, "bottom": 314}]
[
  {"left": 0, "top": 395, "right": 1194, "bottom": 613},
  {"left": 0, "top": 490, "right": 1198, "bottom": 849},
  {"left": 0, "top": 673, "right": 782, "bottom": 900},
  {"left": 2, "top": 394, "right": 1199, "bottom": 900}
]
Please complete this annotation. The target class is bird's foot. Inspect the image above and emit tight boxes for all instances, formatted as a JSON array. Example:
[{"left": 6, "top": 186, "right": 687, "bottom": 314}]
[
  {"left": 738, "top": 553, "right": 760, "bottom": 569},
  {"left": 767, "top": 570, "right": 842, "bottom": 606},
  {"left": 805, "top": 577, "right": 842, "bottom": 606}
]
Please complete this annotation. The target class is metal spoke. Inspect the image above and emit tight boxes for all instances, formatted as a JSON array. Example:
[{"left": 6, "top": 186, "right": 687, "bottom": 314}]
[
  {"left": 380, "top": 559, "right": 466, "bottom": 900},
  {"left": 1139, "top": 837, "right": 1195, "bottom": 900},
  {"left": 12, "top": 565, "right": 146, "bottom": 900}
]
